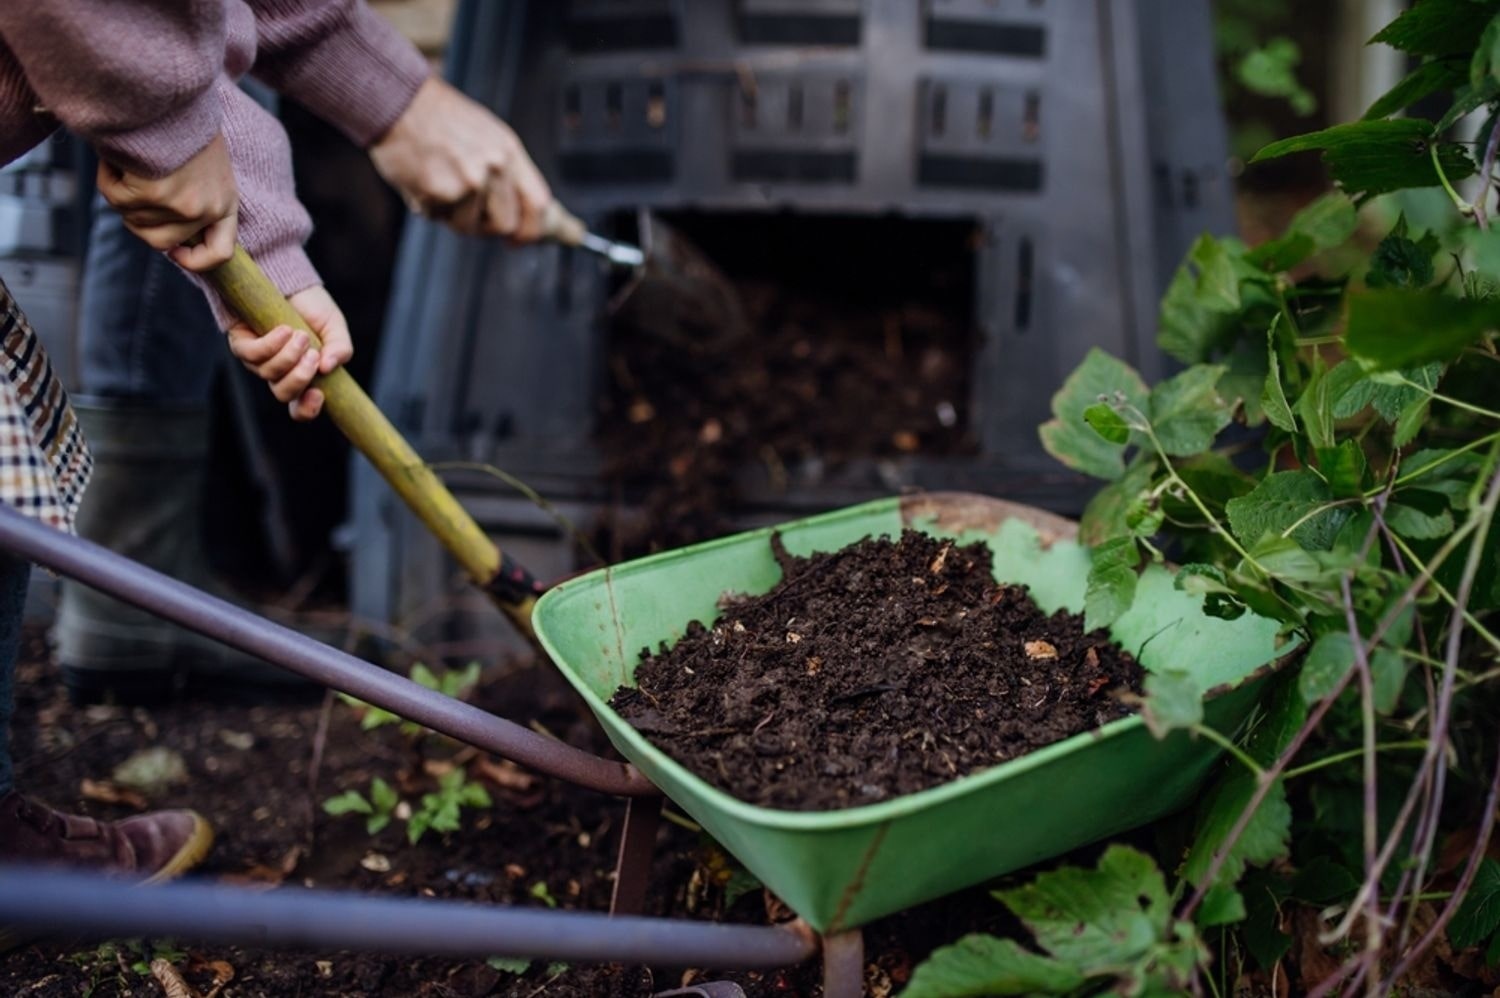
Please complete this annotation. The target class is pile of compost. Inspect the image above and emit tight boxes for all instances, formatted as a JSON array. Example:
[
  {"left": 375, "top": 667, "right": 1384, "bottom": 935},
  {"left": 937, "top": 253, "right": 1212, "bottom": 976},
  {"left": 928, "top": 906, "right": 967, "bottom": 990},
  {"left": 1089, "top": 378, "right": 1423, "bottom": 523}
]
[
  {"left": 611, "top": 530, "right": 1145, "bottom": 811},
  {"left": 595, "top": 214, "right": 978, "bottom": 557}
]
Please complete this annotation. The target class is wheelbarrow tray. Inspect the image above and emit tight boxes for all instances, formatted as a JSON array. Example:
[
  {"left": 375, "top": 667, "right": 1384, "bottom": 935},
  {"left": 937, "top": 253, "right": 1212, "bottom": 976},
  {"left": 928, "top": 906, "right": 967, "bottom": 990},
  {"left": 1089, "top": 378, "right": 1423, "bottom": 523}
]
[{"left": 533, "top": 493, "right": 1289, "bottom": 934}]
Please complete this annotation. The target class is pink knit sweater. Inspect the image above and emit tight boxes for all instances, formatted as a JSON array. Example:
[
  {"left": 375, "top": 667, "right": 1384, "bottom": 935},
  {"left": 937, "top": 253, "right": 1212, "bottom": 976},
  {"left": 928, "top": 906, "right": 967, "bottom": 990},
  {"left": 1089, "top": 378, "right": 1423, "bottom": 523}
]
[{"left": 0, "top": 0, "right": 429, "bottom": 323}]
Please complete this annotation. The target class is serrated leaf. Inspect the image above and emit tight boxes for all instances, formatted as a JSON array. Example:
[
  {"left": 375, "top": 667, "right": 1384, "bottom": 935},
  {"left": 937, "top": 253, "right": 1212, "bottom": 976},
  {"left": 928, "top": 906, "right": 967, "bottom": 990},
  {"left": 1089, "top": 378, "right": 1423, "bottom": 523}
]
[
  {"left": 1226, "top": 470, "right": 1351, "bottom": 550},
  {"left": 1183, "top": 775, "right": 1293, "bottom": 888},
  {"left": 1290, "top": 856, "right": 1361, "bottom": 905},
  {"left": 1159, "top": 236, "right": 1243, "bottom": 363},
  {"left": 1473, "top": 11, "right": 1500, "bottom": 87},
  {"left": 323, "top": 790, "right": 373, "bottom": 817},
  {"left": 1249, "top": 536, "right": 1327, "bottom": 582},
  {"left": 1451, "top": 858, "right": 1500, "bottom": 949},
  {"left": 1299, "top": 632, "right": 1356, "bottom": 703},
  {"left": 1175, "top": 563, "right": 1232, "bottom": 595},
  {"left": 1371, "top": 0, "right": 1500, "bottom": 57},
  {"left": 1263, "top": 329, "right": 1297, "bottom": 432},
  {"left": 1394, "top": 397, "right": 1432, "bottom": 447},
  {"left": 1198, "top": 885, "right": 1248, "bottom": 928},
  {"left": 1249, "top": 193, "right": 1358, "bottom": 270},
  {"left": 1437, "top": 76, "right": 1500, "bottom": 133},
  {"left": 1085, "top": 537, "right": 1140, "bottom": 631},
  {"left": 1084, "top": 402, "right": 1131, "bottom": 444},
  {"left": 1388, "top": 492, "right": 1456, "bottom": 538},
  {"left": 1039, "top": 349, "right": 1150, "bottom": 480},
  {"left": 903, "top": 934, "right": 1087, "bottom": 997},
  {"left": 1366, "top": 222, "right": 1440, "bottom": 289},
  {"left": 1346, "top": 289, "right": 1500, "bottom": 369},
  {"left": 1365, "top": 58, "right": 1470, "bottom": 119},
  {"left": 1251, "top": 118, "right": 1474, "bottom": 198},
  {"left": 1141, "top": 669, "right": 1204, "bottom": 738},
  {"left": 1149, "top": 365, "right": 1232, "bottom": 457},
  {"left": 998, "top": 845, "right": 1171, "bottom": 968},
  {"left": 1080, "top": 459, "right": 1157, "bottom": 546},
  {"left": 1316, "top": 441, "right": 1368, "bottom": 497}
]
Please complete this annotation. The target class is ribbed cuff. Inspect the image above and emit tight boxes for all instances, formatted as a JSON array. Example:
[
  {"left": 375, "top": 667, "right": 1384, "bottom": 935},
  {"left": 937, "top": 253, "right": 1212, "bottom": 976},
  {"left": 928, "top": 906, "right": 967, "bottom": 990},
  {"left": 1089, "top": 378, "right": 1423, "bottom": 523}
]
[
  {"left": 90, "top": 86, "right": 222, "bottom": 179},
  {"left": 261, "top": 5, "right": 430, "bottom": 147},
  {"left": 199, "top": 243, "right": 322, "bottom": 331}
]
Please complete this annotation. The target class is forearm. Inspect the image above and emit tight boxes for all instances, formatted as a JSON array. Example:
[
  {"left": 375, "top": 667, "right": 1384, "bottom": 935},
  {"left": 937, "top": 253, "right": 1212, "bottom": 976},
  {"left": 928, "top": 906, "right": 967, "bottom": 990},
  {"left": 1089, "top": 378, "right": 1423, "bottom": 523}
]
[
  {"left": 246, "top": 0, "right": 430, "bottom": 147},
  {"left": 0, "top": 1, "right": 226, "bottom": 176}
]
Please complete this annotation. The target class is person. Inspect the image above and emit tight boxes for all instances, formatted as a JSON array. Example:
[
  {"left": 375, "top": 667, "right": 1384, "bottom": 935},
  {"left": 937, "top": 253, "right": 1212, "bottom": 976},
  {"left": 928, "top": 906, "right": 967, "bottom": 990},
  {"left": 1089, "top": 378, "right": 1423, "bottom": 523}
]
[{"left": 0, "top": 0, "right": 552, "bottom": 879}]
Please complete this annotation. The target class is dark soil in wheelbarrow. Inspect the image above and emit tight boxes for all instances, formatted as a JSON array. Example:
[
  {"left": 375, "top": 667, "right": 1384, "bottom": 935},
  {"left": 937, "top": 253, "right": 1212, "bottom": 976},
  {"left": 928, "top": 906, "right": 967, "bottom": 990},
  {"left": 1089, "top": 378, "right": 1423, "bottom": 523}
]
[{"left": 612, "top": 530, "right": 1146, "bottom": 811}]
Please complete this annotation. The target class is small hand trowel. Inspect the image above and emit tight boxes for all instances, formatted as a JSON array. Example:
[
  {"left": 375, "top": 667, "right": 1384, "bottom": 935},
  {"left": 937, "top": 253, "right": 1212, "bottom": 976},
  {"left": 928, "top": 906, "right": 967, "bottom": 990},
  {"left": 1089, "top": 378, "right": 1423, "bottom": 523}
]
[{"left": 542, "top": 203, "right": 750, "bottom": 348}]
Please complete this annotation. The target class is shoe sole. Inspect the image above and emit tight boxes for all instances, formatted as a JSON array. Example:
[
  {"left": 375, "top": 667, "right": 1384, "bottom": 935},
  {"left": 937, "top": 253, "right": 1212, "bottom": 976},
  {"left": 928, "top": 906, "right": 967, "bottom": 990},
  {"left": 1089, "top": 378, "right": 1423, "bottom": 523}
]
[{"left": 0, "top": 810, "right": 214, "bottom": 952}]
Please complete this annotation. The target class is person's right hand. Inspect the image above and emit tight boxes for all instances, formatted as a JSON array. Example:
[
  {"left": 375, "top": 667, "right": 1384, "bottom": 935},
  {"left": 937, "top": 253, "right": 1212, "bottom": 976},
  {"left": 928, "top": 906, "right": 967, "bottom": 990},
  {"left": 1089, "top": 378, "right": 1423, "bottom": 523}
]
[
  {"left": 95, "top": 132, "right": 239, "bottom": 272},
  {"left": 224, "top": 286, "right": 354, "bottom": 422}
]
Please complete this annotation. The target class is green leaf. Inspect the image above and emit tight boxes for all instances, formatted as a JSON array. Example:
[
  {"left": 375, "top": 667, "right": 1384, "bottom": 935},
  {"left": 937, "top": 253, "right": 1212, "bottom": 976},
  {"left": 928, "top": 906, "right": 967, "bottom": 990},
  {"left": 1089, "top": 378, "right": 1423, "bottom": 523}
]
[
  {"left": 1371, "top": 0, "right": 1500, "bottom": 57},
  {"left": 1243, "top": 875, "right": 1292, "bottom": 969},
  {"left": 369, "top": 777, "right": 399, "bottom": 813},
  {"left": 1184, "top": 776, "right": 1293, "bottom": 889},
  {"left": 1345, "top": 289, "right": 1500, "bottom": 369},
  {"left": 1451, "top": 858, "right": 1500, "bottom": 949},
  {"left": 1198, "top": 885, "right": 1248, "bottom": 928},
  {"left": 1083, "top": 402, "right": 1131, "bottom": 444},
  {"left": 1251, "top": 118, "right": 1474, "bottom": 198},
  {"left": 1473, "top": 11, "right": 1500, "bottom": 86},
  {"left": 1085, "top": 537, "right": 1140, "bottom": 631},
  {"left": 1175, "top": 563, "right": 1233, "bottom": 596},
  {"left": 1388, "top": 491, "right": 1456, "bottom": 539},
  {"left": 1436, "top": 76, "right": 1500, "bottom": 133},
  {"left": 1298, "top": 632, "right": 1356, "bottom": 703},
  {"left": 1364, "top": 58, "right": 1469, "bottom": 119},
  {"left": 1316, "top": 441, "right": 1368, "bottom": 497},
  {"left": 487, "top": 956, "right": 532, "bottom": 974},
  {"left": 1236, "top": 37, "right": 1316, "bottom": 116},
  {"left": 903, "top": 935, "right": 1088, "bottom": 997},
  {"left": 1080, "top": 459, "right": 1157, "bottom": 546},
  {"left": 1140, "top": 669, "right": 1204, "bottom": 738},
  {"left": 366, "top": 813, "right": 391, "bottom": 835},
  {"left": 1291, "top": 856, "right": 1361, "bottom": 906},
  {"left": 1486, "top": 928, "right": 1500, "bottom": 965},
  {"left": 998, "top": 845, "right": 1170, "bottom": 968},
  {"left": 1295, "top": 361, "right": 1345, "bottom": 451},
  {"left": 1263, "top": 329, "right": 1297, "bottom": 432},
  {"left": 407, "top": 810, "right": 432, "bottom": 844},
  {"left": 1371, "top": 648, "right": 1408, "bottom": 714},
  {"left": 323, "top": 790, "right": 373, "bottom": 817},
  {"left": 1226, "top": 470, "right": 1351, "bottom": 550},
  {"left": 530, "top": 881, "right": 558, "bottom": 908},
  {"left": 1394, "top": 396, "right": 1432, "bottom": 448},
  {"left": 1248, "top": 536, "right": 1327, "bottom": 583},
  {"left": 1159, "top": 236, "right": 1243, "bottom": 363},
  {"left": 410, "top": 662, "right": 440, "bottom": 690},
  {"left": 461, "top": 782, "right": 493, "bottom": 808},
  {"left": 1039, "top": 349, "right": 1150, "bottom": 480},
  {"left": 1149, "top": 365, "right": 1233, "bottom": 457},
  {"left": 1366, "top": 219, "right": 1440, "bottom": 289}
]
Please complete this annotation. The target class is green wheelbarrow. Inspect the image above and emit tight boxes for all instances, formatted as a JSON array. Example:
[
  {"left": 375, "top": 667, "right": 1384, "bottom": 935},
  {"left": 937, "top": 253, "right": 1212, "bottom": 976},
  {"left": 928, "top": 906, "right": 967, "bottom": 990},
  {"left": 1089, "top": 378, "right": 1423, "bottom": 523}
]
[{"left": 0, "top": 249, "right": 1294, "bottom": 995}]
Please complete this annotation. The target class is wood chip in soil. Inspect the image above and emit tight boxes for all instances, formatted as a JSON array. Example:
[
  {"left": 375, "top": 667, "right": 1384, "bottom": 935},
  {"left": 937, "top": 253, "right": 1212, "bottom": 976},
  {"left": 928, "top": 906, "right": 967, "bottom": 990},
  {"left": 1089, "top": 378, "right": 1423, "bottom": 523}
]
[{"left": 612, "top": 529, "right": 1145, "bottom": 811}]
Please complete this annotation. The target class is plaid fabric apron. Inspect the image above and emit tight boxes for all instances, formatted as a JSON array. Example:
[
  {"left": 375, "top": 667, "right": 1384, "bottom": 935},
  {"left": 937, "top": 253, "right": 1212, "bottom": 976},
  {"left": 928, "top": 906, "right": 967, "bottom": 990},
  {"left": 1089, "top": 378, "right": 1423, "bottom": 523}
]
[{"left": 0, "top": 274, "right": 91, "bottom": 533}]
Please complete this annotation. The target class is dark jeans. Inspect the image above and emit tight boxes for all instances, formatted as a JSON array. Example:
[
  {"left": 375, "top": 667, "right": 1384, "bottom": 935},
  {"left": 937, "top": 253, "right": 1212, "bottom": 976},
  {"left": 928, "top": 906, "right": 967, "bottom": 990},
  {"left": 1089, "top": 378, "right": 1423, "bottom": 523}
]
[
  {"left": 78, "top": 203, "right": 223, "bottom": 404},
  {"left": 0, "top": 554, "right": 32, "bottom": 795}
]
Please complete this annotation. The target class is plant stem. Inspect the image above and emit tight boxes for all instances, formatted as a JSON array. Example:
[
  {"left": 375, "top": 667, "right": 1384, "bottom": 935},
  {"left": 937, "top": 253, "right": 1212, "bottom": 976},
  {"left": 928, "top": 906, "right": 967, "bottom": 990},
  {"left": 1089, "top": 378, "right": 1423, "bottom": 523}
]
[
  {"left": 1282, "top": 741, "right": 1429, "bottom": 780},
  {"left": 1192, "top": 724, "right": 1263, "bottom": 777},
  {"left": 1398, "top": 379, "right": 1500, "bottom": 423},
  {"left": 1432, "top": 141, "right": 1476, "bottom": 218}
]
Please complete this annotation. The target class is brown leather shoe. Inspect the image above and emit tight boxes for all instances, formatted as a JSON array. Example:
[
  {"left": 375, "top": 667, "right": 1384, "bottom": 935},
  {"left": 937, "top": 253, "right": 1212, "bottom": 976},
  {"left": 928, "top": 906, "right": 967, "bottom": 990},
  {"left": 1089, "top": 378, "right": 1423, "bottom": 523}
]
[{"left": 0, "top": 789, "right": 213, "bottom": 883}]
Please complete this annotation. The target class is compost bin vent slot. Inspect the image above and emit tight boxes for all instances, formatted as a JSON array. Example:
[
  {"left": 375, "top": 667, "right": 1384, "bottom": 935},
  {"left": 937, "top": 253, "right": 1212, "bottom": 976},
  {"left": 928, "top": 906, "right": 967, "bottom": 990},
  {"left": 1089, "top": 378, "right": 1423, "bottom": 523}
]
[
  {"left": 556, "top": 76, "right": 677, "bottom": 184},
  {"left": 921, "top": 0, "right": 1047, "bottom": 57},
  {"left": 1014, "top": 236, "right": 1034, "bottom": 333},
  {"left": 729, "top": 72, "right": 863, "bottom": 185},
  {"left": 917, "top": 78, "right": 1044, "bottom": 191},
  {"left": 564, "top": 0, "right": 679, "bottom": 52}
]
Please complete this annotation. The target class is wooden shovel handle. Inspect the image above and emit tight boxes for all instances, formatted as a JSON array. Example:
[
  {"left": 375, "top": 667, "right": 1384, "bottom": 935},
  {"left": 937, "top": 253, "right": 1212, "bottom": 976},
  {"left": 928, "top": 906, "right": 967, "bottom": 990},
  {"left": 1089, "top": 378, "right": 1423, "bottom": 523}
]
[
  {"left": 206, "top": 244, "right": 539, "bottom": 639},
  {"left": 542, "top": 200, "right": 589, "bottom": 247}
]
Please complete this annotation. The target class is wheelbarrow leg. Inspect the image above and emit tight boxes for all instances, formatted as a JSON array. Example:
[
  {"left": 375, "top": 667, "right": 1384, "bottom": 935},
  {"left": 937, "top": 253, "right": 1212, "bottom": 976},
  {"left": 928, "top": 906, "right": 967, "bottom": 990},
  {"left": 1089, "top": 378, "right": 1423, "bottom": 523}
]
[
  {"left": 610, "top": 794, "right": 662, "bottom": 915},
  {"left": 822, "top": 928, "right": 864, "bottom": 998}
]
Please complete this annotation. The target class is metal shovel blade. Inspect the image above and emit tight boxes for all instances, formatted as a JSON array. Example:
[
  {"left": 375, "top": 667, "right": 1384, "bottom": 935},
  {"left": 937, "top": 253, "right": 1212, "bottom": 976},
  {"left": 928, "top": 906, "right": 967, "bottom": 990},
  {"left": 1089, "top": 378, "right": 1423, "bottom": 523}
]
[{"left": 609, "top": 210, "right": 751, "bottom": 348}]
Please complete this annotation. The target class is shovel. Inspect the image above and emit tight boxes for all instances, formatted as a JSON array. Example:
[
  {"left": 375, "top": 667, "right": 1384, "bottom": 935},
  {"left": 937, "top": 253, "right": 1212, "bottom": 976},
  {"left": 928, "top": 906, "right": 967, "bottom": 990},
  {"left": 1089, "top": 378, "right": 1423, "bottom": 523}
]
[{"left": 543, "top": 203, "right": 751, "bottom": 347}]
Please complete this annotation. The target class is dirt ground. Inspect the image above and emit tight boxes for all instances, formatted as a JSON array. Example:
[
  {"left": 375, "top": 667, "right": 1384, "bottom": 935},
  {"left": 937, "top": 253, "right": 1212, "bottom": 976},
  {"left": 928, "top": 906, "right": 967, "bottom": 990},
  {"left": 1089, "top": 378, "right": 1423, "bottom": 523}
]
[{"left": 0, "top": 627, "right": 1018, "bottom": 997}]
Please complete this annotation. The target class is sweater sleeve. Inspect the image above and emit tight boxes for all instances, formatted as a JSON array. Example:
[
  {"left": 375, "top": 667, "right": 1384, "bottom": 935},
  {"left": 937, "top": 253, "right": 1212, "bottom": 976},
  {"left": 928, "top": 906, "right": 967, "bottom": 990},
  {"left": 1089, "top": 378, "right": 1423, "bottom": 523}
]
[
  {"left": 246, "top": 0, "right": 430, "bottom": 147},
  {"left": 0, "top": 1, "right": 225, "bottom": 178}
]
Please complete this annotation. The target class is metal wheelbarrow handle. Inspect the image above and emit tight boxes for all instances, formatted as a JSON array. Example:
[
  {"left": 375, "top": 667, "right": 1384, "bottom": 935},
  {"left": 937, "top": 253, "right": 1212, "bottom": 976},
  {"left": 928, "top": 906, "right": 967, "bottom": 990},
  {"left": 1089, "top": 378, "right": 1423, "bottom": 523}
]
[{"left": 205, "top": 246, "right": 542, "bottom": 640}]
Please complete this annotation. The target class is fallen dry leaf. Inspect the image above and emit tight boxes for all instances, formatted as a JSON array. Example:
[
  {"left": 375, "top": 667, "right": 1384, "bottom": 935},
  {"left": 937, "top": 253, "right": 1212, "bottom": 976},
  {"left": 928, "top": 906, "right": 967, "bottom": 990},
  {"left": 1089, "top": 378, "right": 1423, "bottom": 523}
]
[
  {"left": 1024, "top": 640, "right": 1059, "bottom": 660},
  {"left": 111, "top": 746, "right": 188, "bottom": 795},
  {"left": 150, "top": 958, "right": 196, "bottom": 998},
  {"left": 472, "top": 756, "right": 538, "bottom": 792},
  {"left": 360, "top": 851, "right": 391, "bottom": 873},
  {"left": 80, "top": 778, "right": 147, "bottom": 810}
]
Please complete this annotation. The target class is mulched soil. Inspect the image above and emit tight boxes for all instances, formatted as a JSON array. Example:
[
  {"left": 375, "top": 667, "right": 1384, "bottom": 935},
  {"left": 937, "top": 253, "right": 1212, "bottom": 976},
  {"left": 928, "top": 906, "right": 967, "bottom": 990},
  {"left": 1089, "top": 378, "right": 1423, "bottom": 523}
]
[
  {"left": 612, "top": 530, "right": 1144, "bottom": 811},
  {"left": 0, "top": 627, "right": 1016, "bottom": 997}
]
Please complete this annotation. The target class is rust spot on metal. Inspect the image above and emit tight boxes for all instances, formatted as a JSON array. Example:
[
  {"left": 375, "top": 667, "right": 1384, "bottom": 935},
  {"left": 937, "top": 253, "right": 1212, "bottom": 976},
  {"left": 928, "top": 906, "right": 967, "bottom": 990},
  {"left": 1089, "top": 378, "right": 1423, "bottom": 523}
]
[
  {"left": 828, "top": 822, "right": 890, "bottom": 933},
  {"left": 900, "top": 491, "right": 1078, "bottom": 548}
]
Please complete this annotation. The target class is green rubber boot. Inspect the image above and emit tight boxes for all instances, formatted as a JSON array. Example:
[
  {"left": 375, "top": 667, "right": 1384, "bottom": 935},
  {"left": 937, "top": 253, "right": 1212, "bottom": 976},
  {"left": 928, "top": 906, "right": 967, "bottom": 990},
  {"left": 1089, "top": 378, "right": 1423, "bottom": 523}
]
[{"left": 55, "top": 402, "right": 323, "bottom": 704}]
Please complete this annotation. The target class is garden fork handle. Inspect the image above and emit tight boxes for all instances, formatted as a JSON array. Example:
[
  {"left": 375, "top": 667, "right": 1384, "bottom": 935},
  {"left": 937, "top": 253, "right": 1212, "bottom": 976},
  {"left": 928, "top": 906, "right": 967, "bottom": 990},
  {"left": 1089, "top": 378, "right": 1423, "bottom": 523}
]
[{"left": 205, "top": 244, "right": 542, "bottom": 640}]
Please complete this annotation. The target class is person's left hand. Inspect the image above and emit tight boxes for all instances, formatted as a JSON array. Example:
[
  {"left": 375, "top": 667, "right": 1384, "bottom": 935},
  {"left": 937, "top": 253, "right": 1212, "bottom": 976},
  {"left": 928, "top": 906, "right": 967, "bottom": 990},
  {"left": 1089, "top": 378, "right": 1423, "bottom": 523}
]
[{"left": 370, "top": 77, "right": 553, "bottom": 243}]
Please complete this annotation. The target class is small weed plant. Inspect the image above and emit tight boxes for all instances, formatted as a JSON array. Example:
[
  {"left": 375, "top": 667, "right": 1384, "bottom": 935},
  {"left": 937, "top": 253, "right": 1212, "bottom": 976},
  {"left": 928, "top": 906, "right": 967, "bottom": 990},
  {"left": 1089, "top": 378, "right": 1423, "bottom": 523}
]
[{"left": 909, "top": 1, "right": 1500, "bottom": 994}]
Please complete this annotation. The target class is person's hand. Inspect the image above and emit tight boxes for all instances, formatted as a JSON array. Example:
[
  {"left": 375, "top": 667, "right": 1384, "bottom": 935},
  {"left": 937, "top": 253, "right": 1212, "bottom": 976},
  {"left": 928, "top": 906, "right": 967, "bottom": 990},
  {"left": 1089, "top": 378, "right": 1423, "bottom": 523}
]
[
  {"left": 370, "top": 77, "right": 552, "bottom": 242},
  {"left": 224, "top": 286, "right": 353, "bottom": 421},
  {"left": 95, "top": 133, "right": 238, "bottom": 272}
]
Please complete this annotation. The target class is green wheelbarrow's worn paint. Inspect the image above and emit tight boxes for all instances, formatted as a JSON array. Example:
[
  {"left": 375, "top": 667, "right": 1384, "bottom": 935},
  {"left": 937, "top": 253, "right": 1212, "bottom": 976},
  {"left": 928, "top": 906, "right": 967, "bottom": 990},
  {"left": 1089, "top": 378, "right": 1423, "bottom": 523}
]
[{"left": 533, "top": 493, "right": 1293, "bottom": 934}]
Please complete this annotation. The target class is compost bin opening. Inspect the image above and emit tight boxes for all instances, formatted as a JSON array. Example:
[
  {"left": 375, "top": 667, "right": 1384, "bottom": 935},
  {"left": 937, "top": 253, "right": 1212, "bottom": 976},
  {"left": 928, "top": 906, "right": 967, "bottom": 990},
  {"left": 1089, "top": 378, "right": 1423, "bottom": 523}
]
[{"left": 595, "top": 210, "right": 981, "bottom": 558}]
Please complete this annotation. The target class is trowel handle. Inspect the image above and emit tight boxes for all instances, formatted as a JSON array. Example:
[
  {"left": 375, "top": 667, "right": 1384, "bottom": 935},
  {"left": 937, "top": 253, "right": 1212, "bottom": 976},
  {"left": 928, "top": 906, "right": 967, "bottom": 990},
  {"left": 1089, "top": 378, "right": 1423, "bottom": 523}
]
[
  {"left": 542, "top": 200, "right": 589, "bottom": 247},
  {"left": 203, "top": 245, "right": 542, "bottom": 640}
]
